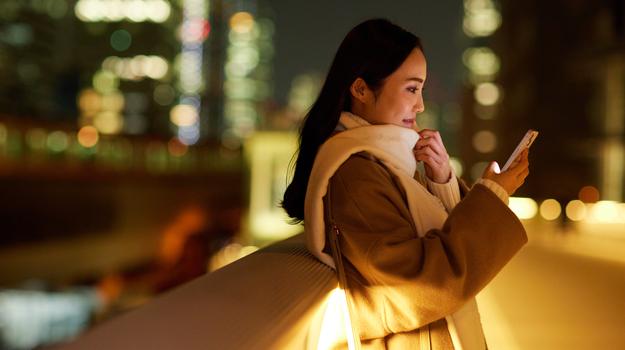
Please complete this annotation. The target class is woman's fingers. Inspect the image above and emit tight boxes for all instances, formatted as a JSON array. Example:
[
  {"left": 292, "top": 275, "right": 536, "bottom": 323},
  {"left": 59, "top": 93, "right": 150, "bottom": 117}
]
[
  {"left": 415, "top": 139, "right": 445, "bottom": 159},
  {"left": 481, "top": 148, "right": 531, "bottom": 195},
  {"left": 413, "top": 129, "right": 453, "bottom": 183},
  {"left": 418, "top": 129, "right": 443, "bottom": 144},
  {"left": 417, "top": 130, "right": 444, "bottom": 148},
  {"left": 415, "top": 134, "right": 449, "bottom": 162},
  {"left": 414, "top": 146, "right": 443, "bottom": 166},
  {"left": 518, "top": 167, "right": 530, "bottom": 180},
  {"left": 507, "top": 149, "right": 529, "bottom": 175}
]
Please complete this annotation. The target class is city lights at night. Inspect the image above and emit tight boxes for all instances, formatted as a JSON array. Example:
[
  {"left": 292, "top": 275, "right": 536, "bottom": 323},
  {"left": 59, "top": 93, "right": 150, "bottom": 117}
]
[
  {"left": 74, "top": 0, "right": 172, "bottom": 23},
  {"left": 0, "top": 0, "right": 624, "bottom": 349}
]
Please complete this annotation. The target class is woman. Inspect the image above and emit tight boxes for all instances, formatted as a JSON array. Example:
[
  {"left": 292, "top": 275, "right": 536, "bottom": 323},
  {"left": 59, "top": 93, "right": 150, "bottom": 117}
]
[{"left": 282, "top": 18, "right": 529, "bottom": 349}]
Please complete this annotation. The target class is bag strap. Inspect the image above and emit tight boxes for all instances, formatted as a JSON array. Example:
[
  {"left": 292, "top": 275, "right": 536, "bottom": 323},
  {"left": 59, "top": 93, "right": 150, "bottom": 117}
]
[
  {"left": 325, "top": 183, "right": 362, "bottom": 350},
  {"left": 328, "top": 221, "right": 362, "bottom": 350}
]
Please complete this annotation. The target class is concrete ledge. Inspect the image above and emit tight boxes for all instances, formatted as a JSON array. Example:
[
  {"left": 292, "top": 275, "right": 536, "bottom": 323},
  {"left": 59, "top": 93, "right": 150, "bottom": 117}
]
[{"left": 60, "top": 233, "right": 337, "bottom": 350}]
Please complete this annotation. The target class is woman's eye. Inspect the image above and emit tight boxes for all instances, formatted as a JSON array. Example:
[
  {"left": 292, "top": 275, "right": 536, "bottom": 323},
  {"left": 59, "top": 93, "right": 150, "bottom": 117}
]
[{"left": 407, "top": 87, "right": 419, "bottom": 94}]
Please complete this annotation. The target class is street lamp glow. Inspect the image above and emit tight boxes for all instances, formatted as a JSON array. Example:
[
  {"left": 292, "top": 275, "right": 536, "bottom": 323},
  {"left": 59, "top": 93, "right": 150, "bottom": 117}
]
[
  {"left": 462, "top": 47, "right": 500, "bottom": 76},
  {"left": 463, "top": 8, "right": 501, "bottom": 37},
  {"left": 74, "top": 0, "right": 171, "bottom": 23},
  {"left": 588, "top": 201, "right": 624, "bottom": 223},
  {"left": 170, "top": 104, "right": 199, "bottom": 127},
  {"left": 94, "top": 111, "right": 123, "bottom": 134},
  {"left": 565, "top": 200, "right": 587, "bottom": 221},
  {"left": 509, "top": 197, "right": 538, "bottom": 220},
  {"left": 474, "top": 82, "right": 500, "bottom": 106},
  {"left": 77, "top": 126, "right": 100, "bottom": 148},
  {"left": 230, "top": 12, "right": 254, "bottom": 34},
  {"left": 539, "top": 199, "right": 562, "bottom": 221}
]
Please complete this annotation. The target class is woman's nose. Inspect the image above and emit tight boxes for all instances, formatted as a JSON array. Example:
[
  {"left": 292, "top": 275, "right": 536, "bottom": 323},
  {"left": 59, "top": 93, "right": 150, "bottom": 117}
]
[{"left": 414, "top": 102, "right": 425, "bottom": 114}]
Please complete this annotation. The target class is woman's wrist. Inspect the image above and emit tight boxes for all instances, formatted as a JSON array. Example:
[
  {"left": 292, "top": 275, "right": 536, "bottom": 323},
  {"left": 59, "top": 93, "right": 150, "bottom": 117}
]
[
  {"left": 475, "top": 178, "right": 509, "bottom": 205},
  {"left": 426, "top": 168, "right": 452, "bottom": 184}
]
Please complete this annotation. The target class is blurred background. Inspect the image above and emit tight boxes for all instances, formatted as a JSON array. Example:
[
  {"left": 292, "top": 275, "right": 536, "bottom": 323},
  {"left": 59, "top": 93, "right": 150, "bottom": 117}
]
[{"left": 0, "top": 0, "right": 624, "bottom": 349}]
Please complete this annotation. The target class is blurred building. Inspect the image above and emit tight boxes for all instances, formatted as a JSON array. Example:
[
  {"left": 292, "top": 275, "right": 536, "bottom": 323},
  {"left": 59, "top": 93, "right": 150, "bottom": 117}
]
[
  {"left": 0, "top": 0, "right": 276, "bottom": 144},
  {"left": 459, "top": 0, "right": 505, "bottom": 182},
  {"left": 460, "top": 0, "right": 625, "bottom": 203},
  {"left": 0, "top": 1, "right": 269, "bottom": 283}
]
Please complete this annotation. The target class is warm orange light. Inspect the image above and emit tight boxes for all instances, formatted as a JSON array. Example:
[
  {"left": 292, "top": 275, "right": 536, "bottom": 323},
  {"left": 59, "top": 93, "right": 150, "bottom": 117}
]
[
  {"left": 78, "top": 89, "right": 102, "bottom": 115},
  {"left": 167, "top": 138, "right": 188, "bottom": 157},
  {"left": 565, "top": 200, "right": 587, "bottom": 221},
  {"left": 229, "top": 12, "right": 254, "bottom": 34},
  {"left": 170, "top": 104, "right": 198, "bottom": 127},
  {"left": 578, "top": 185, "right": 600, "bottom": 203},
  {"left": 77, "top": 126, "right": 100, "bottom": 148},
  {"left": 539, "top": 199, "right": 561, "bottom": 221}
]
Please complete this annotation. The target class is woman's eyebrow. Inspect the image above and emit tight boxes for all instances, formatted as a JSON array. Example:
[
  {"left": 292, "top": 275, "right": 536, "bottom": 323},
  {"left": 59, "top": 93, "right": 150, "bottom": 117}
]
[{"left": 405, "top": 77, "right": 424, "bottom": 83}]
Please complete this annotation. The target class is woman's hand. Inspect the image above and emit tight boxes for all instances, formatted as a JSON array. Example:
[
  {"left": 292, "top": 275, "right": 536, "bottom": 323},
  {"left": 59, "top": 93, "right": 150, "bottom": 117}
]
[
  {"left": 413, "top": 129, "right": 452, "bottom": 183},
  {"left": 482, "top": 149, "right": 530, "bottom": 195}
]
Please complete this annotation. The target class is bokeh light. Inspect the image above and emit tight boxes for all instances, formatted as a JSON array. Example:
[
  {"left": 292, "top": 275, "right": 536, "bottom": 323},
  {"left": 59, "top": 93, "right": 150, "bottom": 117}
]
[
  {"left": 26, "top": 128, "right": 48, "bottom": 151},
  {"left": 449, "top": 157, "right": 464, "bottom": 177},
  {"left": 539, "top": 199, "right": 562, "bottom": 221},
  {"left": 508, "top": 197, "right": 538, "bottom": 220},
  {"left": 472, "top": 130, "right": 497, "bottom": 153},
  {"left": 463, "top": 0, "right": 502, "bottom": 37},
  {"left": 110, "top": 29, "right": 132, "bottom": 52},
  {"left": 154, "top": 84, "right": 176, "bottom": 106},
  {"left": 94, "top": 111, "right": 123, "bottom": 134},
  {"left": 170, "top": 104, "right": 199, "bottom": 127},
  {"left": 565, "top": 200, "right": 587, "bottom": 221},
  {"left": 101, "top": 92, "right": 125, "bottom": 112},
  {"left": 229, "top": 12, "right": 254, "bottom": 34},
  {"left": 462, "top": 47, "right": 500, "bottom": 76},
  {"left": 77, "top": 126, "right": 99, "bottom": 148},
  {"left": 578, "top": 185, "right": 600, "bottom": 203},
  {"left": 588, "top": 201, "right": 623, "bottom": 223},
  {"left": 47, "top": 131, "right": 69, "bottom": 153},
  {"left": 75, "top": 0, "right": 171, "bottom": 23},
  {"left": 474, "top": 82, "right": 501, "bottom": 106},
  {"left": 78, "top": 89, "right": 102, "bottom": 115},
  {"left": 92, "top": 71, "right": 119, "bottom": 94},
  {"left": 167, "top": 138, "right": 188, "bottom": 157}
]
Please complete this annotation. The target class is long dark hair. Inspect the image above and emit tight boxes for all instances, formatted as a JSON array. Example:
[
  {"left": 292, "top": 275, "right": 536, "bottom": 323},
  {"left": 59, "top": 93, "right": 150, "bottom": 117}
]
[{"left": 282, "top": 18, "right": 422, "bottom": 222}]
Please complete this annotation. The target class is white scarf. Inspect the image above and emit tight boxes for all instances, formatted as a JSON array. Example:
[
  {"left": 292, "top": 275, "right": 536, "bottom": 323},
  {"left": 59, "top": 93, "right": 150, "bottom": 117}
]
[{"left": 304, "top": 111, "right": 486, "bottom": 350}]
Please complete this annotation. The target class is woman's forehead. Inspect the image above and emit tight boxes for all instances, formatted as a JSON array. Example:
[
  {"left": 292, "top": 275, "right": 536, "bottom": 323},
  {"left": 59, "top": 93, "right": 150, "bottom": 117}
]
[{"left": 392, "top": 51, "right": 427, "bottom": 82}]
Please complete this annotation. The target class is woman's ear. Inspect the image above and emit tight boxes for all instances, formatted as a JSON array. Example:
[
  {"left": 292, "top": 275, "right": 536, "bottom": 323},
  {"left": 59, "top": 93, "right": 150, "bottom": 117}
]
[{"left": 349, "top": 78, "right": 372, "bottom": 104}]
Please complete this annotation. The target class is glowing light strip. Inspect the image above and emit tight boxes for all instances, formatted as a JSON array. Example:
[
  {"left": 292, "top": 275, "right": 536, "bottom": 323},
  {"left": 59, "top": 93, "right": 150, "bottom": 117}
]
[
  {"left": 102, "top": 55, "right": 169, "bottom": 81},
  {"left": 176, "top": 0, "right": 208, "bottom": 145},
  {"left": 75, "top": 0, "right": 171, "bottom": 23},
  {"left": 223, "top": 11, "right": 266, "bottom": 143}
]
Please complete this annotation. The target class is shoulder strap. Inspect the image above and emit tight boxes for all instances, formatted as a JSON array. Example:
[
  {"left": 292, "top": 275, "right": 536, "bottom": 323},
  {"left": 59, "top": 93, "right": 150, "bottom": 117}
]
[{"left": 325, "top": 184, "right": 362, "bottom": 350}]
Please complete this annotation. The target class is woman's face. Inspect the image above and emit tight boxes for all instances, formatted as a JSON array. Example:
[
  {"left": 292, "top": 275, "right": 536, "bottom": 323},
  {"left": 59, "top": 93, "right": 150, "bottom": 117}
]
[{"left": 353, "top": 48, "right": 427, "bottom": 129}]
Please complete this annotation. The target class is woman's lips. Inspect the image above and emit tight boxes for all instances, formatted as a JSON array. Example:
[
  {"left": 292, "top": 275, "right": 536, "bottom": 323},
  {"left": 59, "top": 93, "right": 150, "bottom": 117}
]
[{"left": 402, "top": 118, "right": 415, "bottom": 127}]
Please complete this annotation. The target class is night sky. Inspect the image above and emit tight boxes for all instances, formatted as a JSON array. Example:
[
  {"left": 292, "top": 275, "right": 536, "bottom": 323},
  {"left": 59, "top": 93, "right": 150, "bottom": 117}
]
[{"left": 267, "top": 0, "right": 466, "bottom": 105}]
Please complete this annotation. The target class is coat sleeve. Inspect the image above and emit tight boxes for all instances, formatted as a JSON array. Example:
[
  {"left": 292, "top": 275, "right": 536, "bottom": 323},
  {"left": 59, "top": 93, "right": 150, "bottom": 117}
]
[{"left": 326, "top": 155, "right": 527, "bottom": 339}]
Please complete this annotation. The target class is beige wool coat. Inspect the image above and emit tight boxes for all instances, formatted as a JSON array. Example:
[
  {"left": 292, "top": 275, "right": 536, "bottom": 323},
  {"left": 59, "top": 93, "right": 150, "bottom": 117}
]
[{"left": 323, "top": 153, "right": 528, "bottom": 349}]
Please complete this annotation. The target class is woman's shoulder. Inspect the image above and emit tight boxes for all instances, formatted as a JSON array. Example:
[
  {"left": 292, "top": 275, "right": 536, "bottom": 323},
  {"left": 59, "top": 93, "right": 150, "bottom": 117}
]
[
  {"left": 331, "top": 152, "right": 406, "bottom": 198},
  {"left": 334, "top": 151, "right": 393, "bottom": 182}
]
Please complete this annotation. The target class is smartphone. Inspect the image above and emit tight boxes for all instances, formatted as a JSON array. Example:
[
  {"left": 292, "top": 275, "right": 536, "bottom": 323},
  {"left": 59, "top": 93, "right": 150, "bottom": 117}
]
[{"left": 501, "top": 129, "right": 539, "bottom": 171}]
